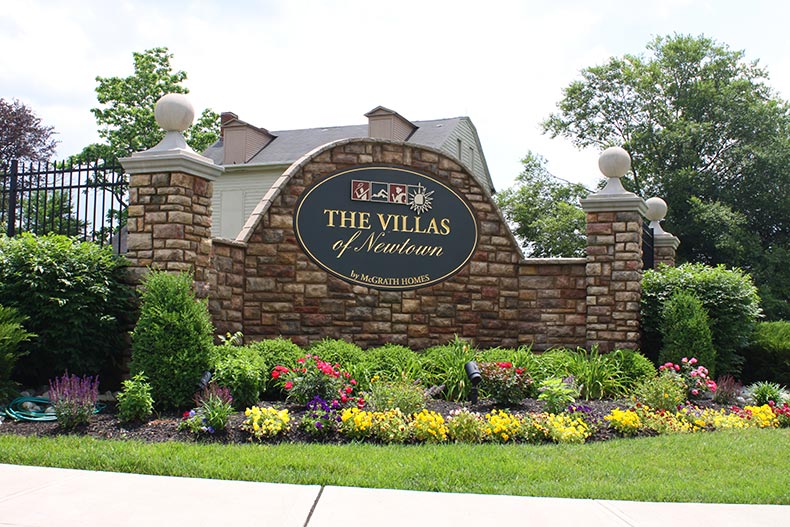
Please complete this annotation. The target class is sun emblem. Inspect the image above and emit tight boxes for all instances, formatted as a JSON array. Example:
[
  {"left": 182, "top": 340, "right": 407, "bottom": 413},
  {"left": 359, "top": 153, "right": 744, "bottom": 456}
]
[{"left": 408, "top": 184, "right": 434, "bottom": 215}]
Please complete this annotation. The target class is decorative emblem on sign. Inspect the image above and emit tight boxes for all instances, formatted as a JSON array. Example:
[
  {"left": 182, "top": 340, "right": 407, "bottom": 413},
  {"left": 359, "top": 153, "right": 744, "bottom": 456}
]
[
  {"left": 351, "top": 180, "right": 434, "bottom": 214},
  {"left": 294, "top": 166, "right": 478, "bottom": 290}
]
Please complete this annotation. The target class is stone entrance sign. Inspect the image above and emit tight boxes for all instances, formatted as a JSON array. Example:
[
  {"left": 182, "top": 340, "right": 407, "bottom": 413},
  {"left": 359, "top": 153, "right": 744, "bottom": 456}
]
[{"left": 293, "top": 166, "right": 478, "bottom": 290}]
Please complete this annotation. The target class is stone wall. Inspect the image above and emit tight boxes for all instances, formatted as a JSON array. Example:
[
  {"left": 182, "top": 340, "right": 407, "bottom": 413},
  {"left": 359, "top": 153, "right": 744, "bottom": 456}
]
[{"left": 206, "top": 139, "right": 588, "bottom": 350}]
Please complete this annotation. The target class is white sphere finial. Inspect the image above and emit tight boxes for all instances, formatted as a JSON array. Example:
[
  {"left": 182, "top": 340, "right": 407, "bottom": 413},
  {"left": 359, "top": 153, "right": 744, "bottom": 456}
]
[
  {"left": 645, "top": 197, "right": 668, "bottom": 222},
  {"left": 598, "top": 146, "right": 631, "bottom": 179},
  {"left": 155, "top": 93, "right": 195, "bottom": 132}
]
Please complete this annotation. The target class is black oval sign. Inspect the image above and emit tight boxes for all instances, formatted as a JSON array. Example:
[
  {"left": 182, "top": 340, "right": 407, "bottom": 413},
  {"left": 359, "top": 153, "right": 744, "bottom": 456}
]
[{"left": 294, "top": 166, "right": 479, "bottom": 290}]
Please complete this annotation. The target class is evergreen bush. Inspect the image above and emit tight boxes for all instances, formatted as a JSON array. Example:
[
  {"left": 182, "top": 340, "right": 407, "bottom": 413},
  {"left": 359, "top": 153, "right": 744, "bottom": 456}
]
[
  {"left": 741, "top": 321, "right": 790, "bottom": 386},
  {"left": 0, "top": 234, "right": 131, "bottom": 384},
  {"left": 0, "top": 305, "right": 34, "bottom": 401},
  {"left": 130, "top": 270, "right": 214, "bottom": 409},
  {"left": 642, "top": 263, "right": 761, "bottom": 375},
  {"left": 658, "top": 291, "right": 718, "bottom": 377}
]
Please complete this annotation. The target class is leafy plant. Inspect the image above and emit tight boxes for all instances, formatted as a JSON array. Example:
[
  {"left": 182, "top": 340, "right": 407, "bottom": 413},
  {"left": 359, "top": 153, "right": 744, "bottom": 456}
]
[
  {"left": 116, "top": 372, "right": 154, "bottom": 423},
  {"left": 212, "top": 345, "right": 267, "bottom": 409},
  {"left": 563, "top": 347, "right": 626, "bottom": 400},
  {"left": 419, "top": 336, "right": 477, "bottom": 401},
  {"left": 0, "top": 234, "right": 131, "bottom": 384},
  {"left": 241, "top": 406, "right": 291, "bottom": 440},
  {"left": 249, "top": 337, "right": 303, "bottom": 396},
  {"left": 741, "top": 321, "right": 790, "bottom": 387},
  {"left": 609, "top": 349, "right": 656, "bottom": 393},
  {"left": 446, "top": 409, "right": 487, "bottom": 443},
  {"left": 642, "top": 263, "right": 761, "bottom": 375},
  {"left": 364, "top": 344, "right": 424, "bottom": 388},
  {"left": 0, "top": 305, "right": 34, "bottom": 401},
  {"left": 298, "top": 396, "right": 342, "bottom": 438},
  {"left": 179, "top": 383, "right": 234, "bottom": 435},
  {"left": 130, "top": 270, "right": 215, "bottom": 409},
  {"left": 272, "top": 355, "right": 360, "bottom": 406},
  {"left": 658, "top": 291, "right": 717, "bottom": 377},
  {"left": 745, "top": 381, "right": 788, "bottom": 406},
  {"left": 478, "top": 361, "right": 532, "bottom": 406},
  {"left": 364, "top": 377, "right": 426, "bottom": 416},
  {"left": 537, "top": 376, "right": 579, "bottom": 414},
  {"left": 48, "top": 372, "right": 99, "bottom": 430},
  {"left": 659, "top": 357, "right": 717, "bottom": 399},
  {"left": 633, "top": 370, "right": 686, "bottom": 411}
]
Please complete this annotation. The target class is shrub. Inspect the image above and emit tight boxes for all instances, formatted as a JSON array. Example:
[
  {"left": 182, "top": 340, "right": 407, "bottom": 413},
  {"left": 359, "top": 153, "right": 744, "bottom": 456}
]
[
  {"left": 307, "top": 339, "right": 364, "bottom": 370},
  {"left": 0, "top": 305, "right": 34, "bottom": 401},
  {"left": 48, "top": 372, "right": 99, "bottom": 430},
  {"left": 0, "top": 234, "right": 131, "bottom": 384},
  {"left": 741, "top": 321, "right": 790, "bottom": 386},
  {"left": 658, "top": 292, "right": 717, "bottom": 377},
  {"left": 364, "top": 378, "right": 427, "bottom": 415},
  {"left": 116, "top": 372, "right": 154, "bottom": 423},
  {"left": 212, "top": 346, "right": 267, "bottom": 409},
  {"left": 446, "top": 409, "right": 487, "bottom": 443},
  {"left": 744, "top": 381, "right": 788, "bottom": 406},
  {"left": 420, "top": 337, "right": 476, "bottom": 401},
  {"left": 477, "top": 346, "right": 540, "bottom": 379},
  {"left": 365, "top": 344, "right": 423, "bottom": 389},
  {"left": 537, "top": 376, "right": 579, "bottom": 414},
  {"left": 642, "top": 263, "right": 761, "bottom": 375},
  {"left": 179, "top": 383, "right": 234, "bottom": 435},
  {"left": 634, "top": 370, "right": 686, "bottom": 411},
  {"left": 242, "top": 406, "right": 291, "bottom": 440},
  {"left": 609, "top": 349, "right": 656, "bottom": 393},
  {"left": 130, "top": 270, "right": 215, "bottom": 409},
  {"left": 478, "top": 361, "right": 532, "bottom": 406}
]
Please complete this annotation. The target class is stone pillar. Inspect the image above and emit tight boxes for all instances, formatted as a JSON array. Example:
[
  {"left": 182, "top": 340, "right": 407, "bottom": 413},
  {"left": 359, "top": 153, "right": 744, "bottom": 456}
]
[
  {"left": 581, "top": 147, "right": 647, "bottom": 352},
  {"left": 120, "top": 94, "right": 224, "bottom": 292},
  {"left": 645, "top": 197, "right": 680, "bottom": 267}
]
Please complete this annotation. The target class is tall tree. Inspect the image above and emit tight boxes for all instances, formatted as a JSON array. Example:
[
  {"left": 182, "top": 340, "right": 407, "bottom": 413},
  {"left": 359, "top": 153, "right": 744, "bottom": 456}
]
[
  {"left": 542, "top": 34, "right": 790, "bottom": 319},
  {"left": 0, "top": 99, "right": 58, "bottom": 169},
  {"left": 75, "top": 47, "right": 220, "bottom": 163},
  {"left": 496, "top": 151, "right": 588, "bottom": 258}
]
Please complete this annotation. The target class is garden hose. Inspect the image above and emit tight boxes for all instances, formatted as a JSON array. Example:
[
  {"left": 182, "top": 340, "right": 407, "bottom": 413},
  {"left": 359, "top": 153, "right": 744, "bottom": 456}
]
[{"left": 4, "top": 396, "right": 105, "bottom": 422}]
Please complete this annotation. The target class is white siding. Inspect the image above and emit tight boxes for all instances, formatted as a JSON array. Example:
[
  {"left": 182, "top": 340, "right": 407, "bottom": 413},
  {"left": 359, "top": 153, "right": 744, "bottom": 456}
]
[
  {"left": 439, "top": 119, "right": 492, "bottom": 194},
  {"left": 212, "top": 167, "right": 284, "bottom": 239}
]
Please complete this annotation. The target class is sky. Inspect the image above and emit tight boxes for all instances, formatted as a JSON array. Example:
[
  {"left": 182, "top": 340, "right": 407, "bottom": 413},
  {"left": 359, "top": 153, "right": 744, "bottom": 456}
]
[{"left": 4, "top": 0, "right": 790, "bottom": 192}]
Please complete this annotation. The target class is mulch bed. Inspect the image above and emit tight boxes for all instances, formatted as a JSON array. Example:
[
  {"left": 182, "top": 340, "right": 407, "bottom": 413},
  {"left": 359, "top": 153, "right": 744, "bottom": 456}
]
[{"left": 0, "top": 398, "right": 637, "bottom": 444}]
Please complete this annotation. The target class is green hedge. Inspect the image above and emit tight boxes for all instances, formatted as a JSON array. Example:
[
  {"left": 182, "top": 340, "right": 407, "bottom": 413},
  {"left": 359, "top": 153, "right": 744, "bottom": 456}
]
[
  {"left": 642, "top": 263, "right": 761, "bottom": 375},
  {"left": 741, "top": 321, "right": 790, "bottom": 386},
  {"left": 0, "top": 234, "right": 132, "bottom": 384}
]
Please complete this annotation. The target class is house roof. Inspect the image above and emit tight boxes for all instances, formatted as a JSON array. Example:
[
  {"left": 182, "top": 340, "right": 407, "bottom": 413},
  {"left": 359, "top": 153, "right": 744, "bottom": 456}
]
[{"left": 204, "top": 117, "right": 462, "bottom": 165}]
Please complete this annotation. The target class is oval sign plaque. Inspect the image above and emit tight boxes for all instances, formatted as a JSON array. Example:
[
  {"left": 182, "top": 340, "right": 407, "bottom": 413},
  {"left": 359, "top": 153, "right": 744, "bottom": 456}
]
[{"left": 294, "top": 166, "right": 479, "bottom": 290}]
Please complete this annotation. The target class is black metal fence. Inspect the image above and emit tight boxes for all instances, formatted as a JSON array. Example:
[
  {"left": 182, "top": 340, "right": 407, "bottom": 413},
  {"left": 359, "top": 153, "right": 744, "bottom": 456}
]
[
  {"left": 642, "top": 222, "right": 654, "bottom": 270},
  {"left": 0, "top": 159, "right": 127, "bottom": 252}
]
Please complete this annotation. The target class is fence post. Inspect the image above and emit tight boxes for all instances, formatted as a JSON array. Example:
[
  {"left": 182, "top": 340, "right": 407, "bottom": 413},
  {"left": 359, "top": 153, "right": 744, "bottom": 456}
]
[
  {"left": 7, "top": 160, "right": 18, "bottom": 237},
  {"left": 119, "top": 94, "right": 223, "bottom": 293},
  {"left": 580, "top": 147, "right": 647, "bottom": 352},
  {"left": 645, "top": 197, "right": 680, "bottom": 267}
]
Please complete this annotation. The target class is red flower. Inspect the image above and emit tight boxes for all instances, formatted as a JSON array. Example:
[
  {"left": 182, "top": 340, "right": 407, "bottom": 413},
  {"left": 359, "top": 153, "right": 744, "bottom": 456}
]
[
  {"left": 357, "top": 397, "right": 366, "bottom": 409},
  {"left": 297, "top": 358, "right": 305, "bottom": 364},
  {"left": 284, "top": 381, "right": 293, "bottom": 390},
  {"left": 341, "top": 394, "right": 348, "bottom": 403},
  {"left": 345, "top": 386, "right": 353, "bottom": 394},
  {"left": 515, "top": 368, "right": 524, "bottom": 375},
  {"left": 350, "top": 379, "right": 357, "bottom": 385},
  {"left": 271, "top": 370, "right": 281, "bottom": 379},
  {"left": 497, "top": 362, "right": 513, "bottom": 369}
]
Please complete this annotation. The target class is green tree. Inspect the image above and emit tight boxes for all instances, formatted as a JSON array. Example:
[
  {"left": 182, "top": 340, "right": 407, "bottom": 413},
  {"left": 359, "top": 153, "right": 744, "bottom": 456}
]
[
  {"left": 21, "top": 190, "right": 86, "bottom": 237},
  {"left": 543, "top": 34, "right": 790, "bottom": 319},
  {"left": 495, "top": 151, "right": 588, "bottom": 257},
  {"left": 75, "top": 47, "right": 220, "bottom": 163}
]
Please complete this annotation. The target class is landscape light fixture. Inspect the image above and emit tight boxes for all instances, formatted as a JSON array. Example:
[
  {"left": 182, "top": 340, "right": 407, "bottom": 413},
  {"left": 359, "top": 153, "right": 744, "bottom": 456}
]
[
  {"left": 464, "top": 361, "right": 482, "bottom": 404},
  {"left": 197, "top": 371, "right": 212, "bottom": 390}
]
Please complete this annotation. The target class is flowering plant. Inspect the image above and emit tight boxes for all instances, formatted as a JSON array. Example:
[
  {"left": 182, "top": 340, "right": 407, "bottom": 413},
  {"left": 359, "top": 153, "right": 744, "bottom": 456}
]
[
  {"left": 478, "top": 361, "right": 532, "bottom": 406},
  {"left": 770, "top": 402, "right": 790, "bottom": 428},
  {"left": 298, "top": 396, "right": 343, "bottom": 438},
  {"left": 242, "top": 406, "right": 291, "bottom": 440},
  {"left": 370, "top": 409, "right": 410, "bottom": 444},
  {"left": 272, "top": 355, "right": 362, "bottom": 406},
  {"left": 410, "top": 409, "right": 448, "bottom": 443},
  {"left": 339, "top": 408, "right": 374, "bottom": 440},
  {"left": 446, "top": 408, "right": 488, "bottom": 443},
  {"left": 544, "top": 413, "right": 591, "bottom": 444},
  {"left": 48, "top": 372, "right": 99, "bottom": 430},
  {"left": 605, "top": 408, "right": 642, "bottom": 436},
  {"left": 485, "top": 409, "right": 521, "bottom": 443},
  {"left": 179, "top": 383, "right": 234, "bottom": 435},
  {"left": 658, "top": 357, "right": 717, "bottom": 398}
]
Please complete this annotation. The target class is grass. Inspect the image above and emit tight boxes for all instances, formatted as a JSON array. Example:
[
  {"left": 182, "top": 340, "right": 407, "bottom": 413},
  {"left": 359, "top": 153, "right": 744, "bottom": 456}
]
[{"left": 1, "top": 428, "right": 788, "bottom": 504}]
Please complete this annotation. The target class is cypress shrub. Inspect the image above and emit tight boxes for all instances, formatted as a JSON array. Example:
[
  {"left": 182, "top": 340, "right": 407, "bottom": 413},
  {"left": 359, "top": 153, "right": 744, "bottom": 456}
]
[
  {"left": 130, "top": 270, "right": 214, "bottom": 409},
  {"left": 0, "top": 305, "right": 34, "bottom": 401},
  {"left": 741, "top": 321, "right": 790, "bottom": 386},
  {"left": 658, "top": 291, "right": 717, "bottom": 377}
]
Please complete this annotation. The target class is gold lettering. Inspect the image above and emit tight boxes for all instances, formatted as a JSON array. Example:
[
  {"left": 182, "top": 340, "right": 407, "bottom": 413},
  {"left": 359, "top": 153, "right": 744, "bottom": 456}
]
[
  {"left": 440, "top": 218, "right": 451, "bottom": 235},
  {"left": 324, "top": 209, "right": 338, "bottom": 227}
]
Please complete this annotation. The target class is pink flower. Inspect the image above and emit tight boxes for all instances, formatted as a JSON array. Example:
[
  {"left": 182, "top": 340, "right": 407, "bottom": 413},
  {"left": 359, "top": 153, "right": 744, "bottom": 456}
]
[
  {"left": 689, "top": 358, "right": 698, "bottom": 365},
  {"left": 691, "top": 389, "right": 699, "bottom": 396},
  {"left": 284, "top": 381, "right": 293, "bottom": 390},
  {"left": 674, "top": 365, "right": 681, "bottom": 371},
  {"left": 682, "top": 357, "right": 688, "bottom": 363},
  {"left": 297, "top": 357, "right": 305, "bottom": 363}
]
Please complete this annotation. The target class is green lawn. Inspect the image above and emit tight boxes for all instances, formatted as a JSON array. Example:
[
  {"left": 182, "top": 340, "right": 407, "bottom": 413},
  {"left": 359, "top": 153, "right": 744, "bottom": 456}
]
[{"left": 2, "top": 428, "right": 788, "bottom": 504}]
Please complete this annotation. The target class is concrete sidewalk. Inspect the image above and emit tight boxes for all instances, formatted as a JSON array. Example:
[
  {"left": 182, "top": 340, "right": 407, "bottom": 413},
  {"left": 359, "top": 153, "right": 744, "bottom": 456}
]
[{"left": 0, "top": 463, "right": 786, "bottom": 526}]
